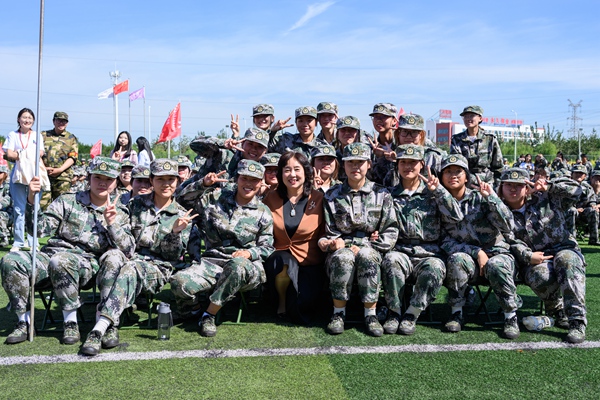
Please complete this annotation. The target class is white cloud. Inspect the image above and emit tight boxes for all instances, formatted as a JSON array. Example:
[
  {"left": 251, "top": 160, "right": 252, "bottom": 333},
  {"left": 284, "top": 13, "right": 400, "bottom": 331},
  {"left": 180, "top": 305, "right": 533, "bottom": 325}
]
[{"left": 287, "top": 1, "right": 336, "bottom": 33}]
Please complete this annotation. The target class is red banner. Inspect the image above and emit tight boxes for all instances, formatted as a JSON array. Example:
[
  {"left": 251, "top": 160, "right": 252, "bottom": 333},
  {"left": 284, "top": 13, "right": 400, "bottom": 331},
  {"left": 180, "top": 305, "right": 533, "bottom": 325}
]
[
  {"left": 113, "top": 80, "right": 129, "bottom": 96},
  {"left": 157, "top": 103, "right": 182, "bottom": 143},
  {"left": 90, "top": 139, "right": 102, "bottom": 159}
]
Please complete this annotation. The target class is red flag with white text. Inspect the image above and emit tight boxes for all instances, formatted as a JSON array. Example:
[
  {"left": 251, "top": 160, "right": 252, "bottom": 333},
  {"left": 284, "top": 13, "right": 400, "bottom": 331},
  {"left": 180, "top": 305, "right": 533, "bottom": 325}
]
[
  {"left": 90, "top": 140, "right": 102, "bottom": 158},
  {"left": 113, "top": 80, "right": 129, "bottom": 96},
  {"left": 157, "top": 103, "right": 181, "bottom": 143}
]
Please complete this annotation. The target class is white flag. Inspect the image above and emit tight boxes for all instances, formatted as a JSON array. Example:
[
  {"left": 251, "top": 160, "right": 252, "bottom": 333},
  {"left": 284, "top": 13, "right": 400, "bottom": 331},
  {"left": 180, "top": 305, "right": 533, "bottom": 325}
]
[{"left": 98, "top": 87, "right": 114, "bottom": 100}]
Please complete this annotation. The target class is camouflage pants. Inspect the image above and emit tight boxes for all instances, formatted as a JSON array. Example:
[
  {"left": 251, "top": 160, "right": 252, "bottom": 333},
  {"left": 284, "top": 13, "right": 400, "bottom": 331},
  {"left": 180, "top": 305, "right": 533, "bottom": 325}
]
[
  {"left": 48, "top": 249, "right": 122, "bottom": 311},
  {"left": 326, "top": 247, "right": 381, "bottom": 303},
  {"left": 98, "top": 253, "right": 172, "bottom": 325},
  {"left": 577, "top": 207, "right": 599, "bottom": 242},
  {"left": 445, "top": 251, "right": 518, "bottom": 312},
  {"left": 40, "top": 179, "right": 72, "bottom": 211},
  {"left": 170, "top": 256, "right": 264, "bottom": 312},
  {"left": 381, "top": 251, "right": 446, "bottom": 311},
  {"left": 0, "top": 210, "right": 11, "bottom": 241},
  {"left": 521, "top": 249, "right": 586, "bottom": 324},
  {"left": 0, "top": 250, "right": 51, "bottom": 313}
]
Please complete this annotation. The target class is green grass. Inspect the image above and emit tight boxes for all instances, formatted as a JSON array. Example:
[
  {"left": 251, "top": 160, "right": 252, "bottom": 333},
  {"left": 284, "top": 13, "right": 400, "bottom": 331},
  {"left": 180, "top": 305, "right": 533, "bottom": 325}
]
[{"left": 1, "top": 242, "right": 599, "bottom": 399}]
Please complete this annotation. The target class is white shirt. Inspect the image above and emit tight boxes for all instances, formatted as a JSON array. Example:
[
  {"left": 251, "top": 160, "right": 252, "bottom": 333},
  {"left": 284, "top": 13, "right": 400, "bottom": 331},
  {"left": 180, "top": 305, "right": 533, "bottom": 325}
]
[{"left": 137, "top": 149, "right": 155, "bottom": 168}]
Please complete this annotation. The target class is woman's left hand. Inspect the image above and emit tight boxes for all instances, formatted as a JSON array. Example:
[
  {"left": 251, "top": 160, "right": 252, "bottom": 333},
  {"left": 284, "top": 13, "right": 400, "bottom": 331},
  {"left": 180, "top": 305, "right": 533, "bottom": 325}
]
[
  {"left": 419, "top": 166, "right": 439, "bottom": 191},
  {"left": 103, "top": 196, "right": 119, "bottom": 226},
  {"left": 232, "top": 250, "right": 251, "bottom": 259},
  {"left": 172, "top": 209, "right": 199, "bottom": 234}
]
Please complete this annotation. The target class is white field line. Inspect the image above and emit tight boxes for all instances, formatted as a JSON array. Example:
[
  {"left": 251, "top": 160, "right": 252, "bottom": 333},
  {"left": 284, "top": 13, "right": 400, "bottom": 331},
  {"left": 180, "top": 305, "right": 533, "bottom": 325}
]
[{"left": 1, "top": 340, "right": 599, "bottom": 366}]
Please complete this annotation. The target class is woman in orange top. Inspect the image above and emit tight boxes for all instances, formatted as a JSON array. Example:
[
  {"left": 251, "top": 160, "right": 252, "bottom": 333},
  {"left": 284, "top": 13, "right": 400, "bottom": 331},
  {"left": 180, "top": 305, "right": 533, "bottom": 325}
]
[{"left": 263, "top": 151, "right": 325, "bottom": 324}]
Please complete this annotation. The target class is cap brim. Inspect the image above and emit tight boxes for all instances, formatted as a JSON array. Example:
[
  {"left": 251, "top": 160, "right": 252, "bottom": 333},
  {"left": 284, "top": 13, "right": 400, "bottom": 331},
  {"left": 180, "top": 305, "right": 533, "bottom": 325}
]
[
  {"left": 244, "top": 138, "right": 268, "bottom": 148},
  {"left": 342, "top": 156, "right": 370, "bottom": 161},
  {"left": 90, "top": 171, "right": 118, "bottom": 179}
]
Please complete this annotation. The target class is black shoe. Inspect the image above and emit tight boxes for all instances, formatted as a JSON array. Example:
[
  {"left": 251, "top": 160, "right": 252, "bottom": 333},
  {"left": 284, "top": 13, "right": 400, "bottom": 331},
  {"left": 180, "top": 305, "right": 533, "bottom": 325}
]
[
  {"left": 566, "top": 320, "right": 586, "bottom": 344},
  {"left": 5, "top": 321, "right": 29, "bottom": 344},
  {"left": 326, "top": 311, "right": 345, "bottom": 335},
  {"left": 62, "top": 321, "right": 80, "bottom": 345},
  {"left": 81, "top": 330, "right": 102, "bottom": 356},
  {"left": 199, "top": 314, "right": 217, "bottom": 337},
  {"left": 445, "top": 311, "right": 464, "bottom": 333},
  {"left": 503, "top": 315, "right": 520, "bottom": 340},
  {"left": 365, "top": 315, "right": 383, "bottom": 337},
  {"left": 101, "top": 326, "right": 119, "bottom": 349}
]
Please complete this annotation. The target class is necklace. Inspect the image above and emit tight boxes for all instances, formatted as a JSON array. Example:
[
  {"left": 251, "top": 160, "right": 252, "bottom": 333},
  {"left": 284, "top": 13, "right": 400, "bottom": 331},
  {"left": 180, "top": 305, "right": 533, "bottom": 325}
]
[{"left": 289, "top": 200, "right": 297, "bottom": 217}]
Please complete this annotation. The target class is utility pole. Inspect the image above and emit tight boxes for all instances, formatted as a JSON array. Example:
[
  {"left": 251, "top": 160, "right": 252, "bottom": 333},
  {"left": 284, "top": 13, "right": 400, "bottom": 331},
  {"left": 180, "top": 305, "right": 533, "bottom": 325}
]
[
  {"left": 568, "top": 99, "right": 582, "bottom": 157},
  {"left": 110, "top": 70, "right": 121, "bottom": 141}
]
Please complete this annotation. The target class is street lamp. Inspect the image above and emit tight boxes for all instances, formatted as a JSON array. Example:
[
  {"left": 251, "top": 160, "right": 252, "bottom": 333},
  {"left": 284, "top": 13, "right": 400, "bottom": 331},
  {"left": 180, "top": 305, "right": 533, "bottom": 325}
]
[{"left": 511, "top": 110, "right": 518, "bottom": 164}]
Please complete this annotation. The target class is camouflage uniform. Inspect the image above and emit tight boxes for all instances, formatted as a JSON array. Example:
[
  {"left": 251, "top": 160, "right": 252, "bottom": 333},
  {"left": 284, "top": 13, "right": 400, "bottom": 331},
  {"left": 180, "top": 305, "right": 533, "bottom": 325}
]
[
  {"left": 368, "top": 104, "right": 398, "bottom": 185},
  {"left": 316, "top": 101, "right": 338, "bottom": 146},
  {"left": 321, "top": 143, "right": 398, "bottom": 304},
  {"left": 0, "top": 170, "right": 13, "bottom": 245},
  {"left": 0, "top": 157, "right": 134, "bottom": 316},
  {"left": 440, "top": 155, "right": 518, "bottom": 313},
  {"left": 269, "top": 107, "right": 326, "bottom": 160},
  {"left": 450, "top": 106, "right": 503, "bottom": 185},
  {"left": 334, "top": 116, "right": 370, "bottom": 182},
  {"left": 97, "top": 160, "right": 191, "bottom": 325},
  {"left": 170, "top": 161, "right": 274, "bottom": 314},
  {"left": 572, "top": 164, "right": 599, "bottom": 244},
  {"left": 503, "top": 168, "right": 586, "bottom": 325},
  {"left": 40, "top": 114, "right": 79, "bottom": 210},
  {"left": 382, "top": 145, "right": 463, "bottom": 313}
]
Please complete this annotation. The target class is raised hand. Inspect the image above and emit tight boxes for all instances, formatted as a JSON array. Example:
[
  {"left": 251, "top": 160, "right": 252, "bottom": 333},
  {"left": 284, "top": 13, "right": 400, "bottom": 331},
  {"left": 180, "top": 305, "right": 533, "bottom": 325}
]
[
  {"left": 475, "top": 175, "right": 494, "bottom": 198},
  {"left": 103, "top": 195, "right": 119, "bottom": 226},
  {"left": 419, "top": 166, "right": 439, "bottom": 191},
  {"left": 272, "top": 117, "right": 294, "bottom": 133},
  {"left": 203, "top": 170, "right": 228, "bottom": 187},
  {"left": 172, "top": 209, "right": 199, "bottom": 234},
  {"left": 224, "top": 138, "right": 246, "bottom": 153},
  {"left": 313, "top": 168, "right": 324, "bottom": 189},
  {"left": 369, "top": 230, "right": 379, "bottom": 242},
  {"left": 230, "top": 114, "right": 240, "bottom": 138}
]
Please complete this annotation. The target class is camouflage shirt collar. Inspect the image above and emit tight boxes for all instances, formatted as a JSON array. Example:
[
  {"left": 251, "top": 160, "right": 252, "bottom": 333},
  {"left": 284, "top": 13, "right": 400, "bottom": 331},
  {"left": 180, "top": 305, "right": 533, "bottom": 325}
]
[
  {"left": 391, "top": 179, "right": 427, "bottom": 197},
  {"left": 341, "top": 179, "right": 374, "bottom": 194},
  {"left": 139, "top": 193, "right": 181, "bottom": 215},
  {"left": 46, "top": 128, "right": 70, "bottom": 137},
  {"left": 76, "top": 190, "right": 122, "bottom": 210},
  {"left": 460, "top": 127, "right": 486, "bottom": 141}
]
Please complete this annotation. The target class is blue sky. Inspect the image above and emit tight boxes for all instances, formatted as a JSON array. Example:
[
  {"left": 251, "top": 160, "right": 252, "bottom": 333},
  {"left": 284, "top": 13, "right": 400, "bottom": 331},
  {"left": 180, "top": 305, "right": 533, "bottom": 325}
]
[{"left": 1, "top": 0, "right": 599, "bottom": 148}]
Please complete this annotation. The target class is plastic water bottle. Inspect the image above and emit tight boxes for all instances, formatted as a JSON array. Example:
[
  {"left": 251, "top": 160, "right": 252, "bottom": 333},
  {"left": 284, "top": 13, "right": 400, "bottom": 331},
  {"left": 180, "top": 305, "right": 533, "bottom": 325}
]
[
  {"left": 157, "top": 302, "right": 173, "bottom": 340},
  {"left": 522, "top": 315, "right": 554, "bottom": 331}
]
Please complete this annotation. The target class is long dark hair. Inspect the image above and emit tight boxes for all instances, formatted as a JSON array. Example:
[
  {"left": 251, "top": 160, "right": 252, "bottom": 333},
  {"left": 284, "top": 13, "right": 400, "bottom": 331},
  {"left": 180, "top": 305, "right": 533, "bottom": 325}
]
[
  {"left": 17, "top": 108, "right": 35, "bottom": 131},
  {"left": 136, "top": 136, "right": 154, "bottom": 161},
  {"left": 112, "top": 131, "right": 133, "bottom": 159},
  {"left": 276, "top": 151, "right": 313, "bottom": 200}
]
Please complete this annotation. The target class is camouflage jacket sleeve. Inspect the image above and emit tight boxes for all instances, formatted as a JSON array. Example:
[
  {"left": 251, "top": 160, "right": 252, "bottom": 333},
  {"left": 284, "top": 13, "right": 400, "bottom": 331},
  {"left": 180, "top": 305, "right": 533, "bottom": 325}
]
[
  {"left": 576, "top": 182, "right": 596, "bottom": 208},
  {"left": 107, "top": 200, "right": 136, "bottom": 258},
  {"left": 175, "top": 173, "right": 206, "bottom": 210},
  {"left": 26, "top": 196, "right": 64, "bottom": 238},
  {"left": 369, "top": 190, "right": 398, "bottom": 253},
  {"left": 440, "top": 230, "right": 481, "bottom": 260},
  {"left": 449, "top": 134, "right": 462, "bottom": 155},
  {"left": 247, "top": 205, "right": 275, "bottom": 262},
  {"left": 0, "top": 184, "right": 11, "bottom": 209},
  {"left": 320, "top": 196, "right": 343, "bottom": 249},
  {"left": 507, "top": 233, "right": 534, "bottom": 267},
  {"left": 489, "top": 136, "right": 504, "bottom": 181},
  {"left": 548, "top": 177, "right": 583, "bottom": 203},
  {"left": 431, "top": 185, "right": 464, "bottom": 223},
  {"left": 484, "top": 192, "right": 514, "bottom": 234}
]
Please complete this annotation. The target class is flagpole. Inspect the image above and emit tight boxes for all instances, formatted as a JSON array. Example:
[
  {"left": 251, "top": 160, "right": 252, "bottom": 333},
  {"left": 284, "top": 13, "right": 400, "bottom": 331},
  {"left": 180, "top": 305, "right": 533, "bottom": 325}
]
[
  {"left": 110, "top": 70, "right": 121, "bottom": 141},
  {"left": 128, "top": 96, "right": 131, "bottom": 135},
  {"left": 30, "top": 0, "right": 45, "bottom": 342},
  {"left": 168, "top": 140, "right": 171, "bottom": 159},
  {"left": 148, "top": 106, "right": 152, "bottom": 143},
  {"left": 143, "top": 87, "right": 147, "bottom": 140}
]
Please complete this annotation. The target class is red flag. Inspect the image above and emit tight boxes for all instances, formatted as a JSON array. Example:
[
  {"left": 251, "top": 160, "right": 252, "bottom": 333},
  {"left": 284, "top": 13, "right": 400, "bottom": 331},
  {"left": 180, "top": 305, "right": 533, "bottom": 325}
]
[
  {"left": 90, "top": 139, "right": 102, "bottom": 159},
  {"left": 157, "top": 103, "right": 182, "bottom": 143},
  {"left": 113, "top": 80, "right": 129, "bottom": 96},
  {"left": 398, "top": 107, "right": 405, "bottom": 117}
]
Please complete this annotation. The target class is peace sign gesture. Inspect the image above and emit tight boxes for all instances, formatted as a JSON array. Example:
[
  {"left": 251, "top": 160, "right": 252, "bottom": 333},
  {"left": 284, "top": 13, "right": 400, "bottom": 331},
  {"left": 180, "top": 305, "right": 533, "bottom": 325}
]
[
  {"left": 203, "top": 170, "right": 228, "bottom": 187},
  {"left": 103, "top": 195, "right": 120, "bottom": 226},
  {"left": 313, "top": 167, "right": 324, "bottom": 189},
  {"left": 172, "top": 209, "right": 199, "bottom": 234},
  {"left": 272, "top": 117, "right": 294, "bottom": 133},
  {"left": 230, "top": 114, "right": 240, "bottom": 138},
  {"left": 419, "top": 166, "right": 439, "bottom": 191},
  {"left": 224, "top": 138, "right": 246, "bottom": 153},
  {"left": 475, "top": 175, "right": 494, "bottom": 198},
  {"left": 366, "top": 136, "right": 384, "bottom": 157},
  {"left": 527, "top": 178, "right": 548, "bottom": 193}
]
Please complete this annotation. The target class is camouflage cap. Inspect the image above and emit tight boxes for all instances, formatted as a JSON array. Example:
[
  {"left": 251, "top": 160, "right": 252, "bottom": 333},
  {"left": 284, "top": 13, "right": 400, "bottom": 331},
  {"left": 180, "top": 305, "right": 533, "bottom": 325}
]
[
  {"left": 311, "top": 144, "right": 337, "bottom": 159},
  {"left": 252, "top": 104, "right": 274, "bottom": 117},
  {"left": 441, "top": 154, "right": 469, "bottom": 172},
  {"left": 342, "top": 142, "right": 371, "bottom": 161},
  {"left": 89, "top": 156, "right": 120, "bottom": 178},
  {"left": 237, "top": 159, "right": 265, "bottom": 179},
  {"left": 53, "top": 111, "right": 69, "bottom": 121},
  {"left": 261, "top": 153, "right": 281, "bottom": 167},
  {"left": 398, "top": 113, "right": 424, "bottom": 131},
  {"left": 295, "top": 106, "right": 318, "bottom": 119},
  {"left": 396, "top": 144, "right": 424, "bottom": 161},
  {"left": 121, "top": 160, "right": 135, "bottom": 169},
  {"left": 317, "top": 102, "right": 338, "bottom": 115},
  {"left": 460, "top": 105, "right": 484, "bottom": 117},
  {"left": 571, "top": 164, "right": 588, "bottom": 174},
  {"left": 131, "top": 165, "right": 151, "bottom": 179},
  {"left": 500, "top": 168, "right": 529, "bottom": 183},
  {"left": 0, "top": 165, "right": 9, "bottom": 174},
  {"left": 591, "top": 170, "right": 600, "bottom": 178},
  {"left": 177, "top": 155, "right": 193, "bottom": 168},
  {"left": 243, "top": 127, "right": 269, "bottom": 148},
  {"left": 336, "top": 115, "right": 361, "bottom": 131},
  {"left": 150, "top": 158, "right": 179, "bottom": 177},
  {"left": 369, "top": 103, "right": 398, "bottom": 117}
]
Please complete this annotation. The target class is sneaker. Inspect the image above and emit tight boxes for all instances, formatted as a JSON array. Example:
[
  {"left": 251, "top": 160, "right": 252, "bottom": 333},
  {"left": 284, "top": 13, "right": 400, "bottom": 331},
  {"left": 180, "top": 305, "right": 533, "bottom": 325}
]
[
  {"left": 550, "top": 308, "right": 569, "bottom": 330},
  {"left": 383, "top": 310, "right": 400, "bottom": 334},
  {"left": 445, "top": 311, "right": 464, "bottom": 333},
  {"left": 101, "top": 326, "right": 119, "bottom": 349},
  {"left": 62, "top": 321, "right": 80, "bottom": 345},
  {"left": 81, "top": 330, "right": 102, "bottom": 356},
  {"left": 199, "top": 314, "right": 217, "bottom": 337},
  {"left": 5, "top": 321, "right": 29, "bottom": 344},
  {"left": 9, "top": 246, "right": 20, "bottom": 253},
  {"left": 503, "top": 315, "right": 520, "bottom": 340},
  {"left": 566, "top": 320, "right": 586, "bottom": 344},
  {"left": 365, "top": 315, "right": 383, "bottom": 337},
  {"left": 326, "top": 311, "right": 345, "bottom": 335},
  {"left": 398, "top": 313, "right": 417, "bottom": 336}
]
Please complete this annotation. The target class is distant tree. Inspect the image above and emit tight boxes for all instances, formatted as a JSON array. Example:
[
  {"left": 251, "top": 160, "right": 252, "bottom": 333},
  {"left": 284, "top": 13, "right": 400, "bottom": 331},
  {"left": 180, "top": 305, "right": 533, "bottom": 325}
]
[{"left": 216, "top": 128, "right": 228, "bottom": 140}]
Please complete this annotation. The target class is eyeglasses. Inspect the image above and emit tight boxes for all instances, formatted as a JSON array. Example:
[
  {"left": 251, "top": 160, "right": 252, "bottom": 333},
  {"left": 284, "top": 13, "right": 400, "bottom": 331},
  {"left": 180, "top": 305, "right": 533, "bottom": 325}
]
[
  {"left": 442, "top": 168, "right": 465, "bottom": 176},
  {"left": 398, "top": 130, "right": 421, "bottom": 138}
]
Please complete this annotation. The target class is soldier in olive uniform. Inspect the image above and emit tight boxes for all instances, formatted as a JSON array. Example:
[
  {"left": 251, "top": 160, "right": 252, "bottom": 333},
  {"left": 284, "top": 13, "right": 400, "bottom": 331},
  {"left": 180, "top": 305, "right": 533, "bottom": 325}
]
[
  {"left": 1, "top": 157, "right": 134, "bottom": 345},
  {"left": 381, "top": 145, "right": 463, "bottom": 335},
  {"left": 269, "top": 106, "right": 327, "bottom": 160},
  {"left": 115, "top": 160, "right": 134, "bottom": 196},
  {"left": 230, "top": 104, "right": 293, "bottom": 146},
  {"left": 311, "top": 144, "right": 341, "bottom": 193},
  {"left": 177, "top": 154, "right": 193, "bottom": 183},
  {"left": 316, "top": 102, "right": 338, "bottom": 146},
  {"left": 81, "top": 159, "right": 193, "bottom": 356},
  {"left": 40, "top": 111, "right": 79, "bottom": 210},
  {"left": 450, "top": 106, "right": 504, "bottom": 186},
  {"left": 318, "top": 143, "right": 398, "bottom": 337},
  {"left": 571, "top": 164, "right": 599, "bottom": 245},
  {"left": 170, "top": 160, "right": 274, "bottom": 337},
  {"left": 500, "top": 168, "right": 587, "bottom": 343},
  {"left": 120, "top": 164, "right": 152, "bottom": 204},
  {"left": 439, "top": 154, "right": 520, "bottom": 339},
  {"left": 369, "top": 103, "right": 398, "bottom": 185},
  {"left": 0, "top": 165, "right": 12, "bottom": 246}
]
